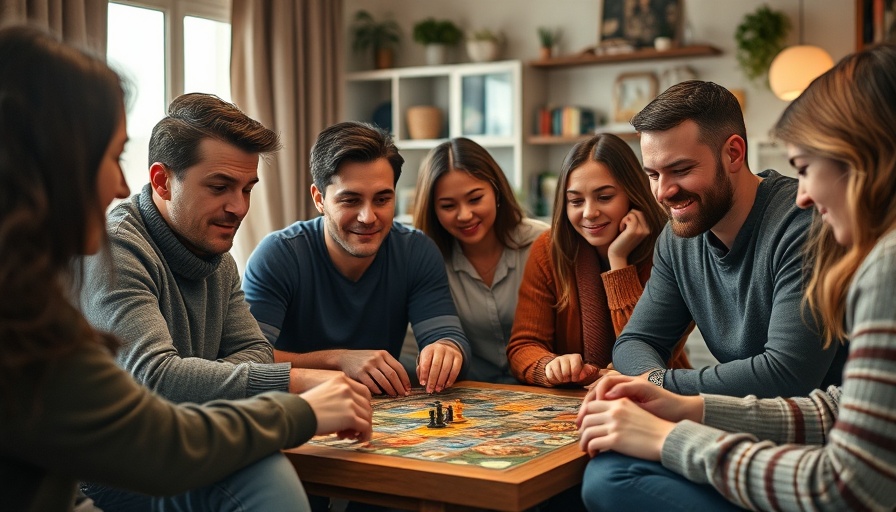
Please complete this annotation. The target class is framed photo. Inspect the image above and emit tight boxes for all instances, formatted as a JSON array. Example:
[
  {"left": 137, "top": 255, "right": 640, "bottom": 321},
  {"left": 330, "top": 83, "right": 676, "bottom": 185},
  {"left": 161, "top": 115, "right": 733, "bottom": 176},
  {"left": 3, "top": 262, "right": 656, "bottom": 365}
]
[
  {"left": 599, "top": 0, "right": 683, "bottom": 49},
  {"left": 613, "top": 72, "right": 658, "bottom": 123}
]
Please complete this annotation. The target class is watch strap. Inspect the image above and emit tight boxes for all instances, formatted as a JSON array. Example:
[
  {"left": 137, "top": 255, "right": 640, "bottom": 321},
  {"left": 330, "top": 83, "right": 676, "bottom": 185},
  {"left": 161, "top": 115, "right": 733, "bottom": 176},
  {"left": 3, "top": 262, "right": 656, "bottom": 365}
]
[{"left": 647, "top": 368, "right": 665, "bottom": 387}]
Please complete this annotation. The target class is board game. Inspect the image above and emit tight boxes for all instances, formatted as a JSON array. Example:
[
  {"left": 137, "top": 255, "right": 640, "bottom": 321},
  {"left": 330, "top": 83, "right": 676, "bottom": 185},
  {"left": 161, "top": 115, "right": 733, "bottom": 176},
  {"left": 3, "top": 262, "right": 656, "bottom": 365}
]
[{"left": 308, "top": 386, "right": 584, "bottom": 470}]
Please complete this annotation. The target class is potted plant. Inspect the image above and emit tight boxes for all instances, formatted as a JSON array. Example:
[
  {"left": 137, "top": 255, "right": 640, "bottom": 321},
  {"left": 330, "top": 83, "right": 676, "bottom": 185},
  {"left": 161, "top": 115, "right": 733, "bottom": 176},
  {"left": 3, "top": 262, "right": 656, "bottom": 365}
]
[
  {"left": 351, "top": 10, "right": 401, "bottom": 69},
  {"left": 412, "top": 18, "right": 463, "bottom": 65},
  {"left": 537, "top": 27, "right": 560, "bottom": 60},
  {"left": 735, "top": 5, "right": 790, "bottom": 83},
  {"left": 466, "top": 29, "right": 504, "bottom": 63}
]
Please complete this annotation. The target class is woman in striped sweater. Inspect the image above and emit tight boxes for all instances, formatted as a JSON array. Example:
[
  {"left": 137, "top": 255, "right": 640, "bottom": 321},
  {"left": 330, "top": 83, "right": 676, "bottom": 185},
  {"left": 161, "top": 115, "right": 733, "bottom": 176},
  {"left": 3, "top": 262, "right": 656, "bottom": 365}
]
[{"left": 576, "top": 44, "right": 896, "bottom": 511}]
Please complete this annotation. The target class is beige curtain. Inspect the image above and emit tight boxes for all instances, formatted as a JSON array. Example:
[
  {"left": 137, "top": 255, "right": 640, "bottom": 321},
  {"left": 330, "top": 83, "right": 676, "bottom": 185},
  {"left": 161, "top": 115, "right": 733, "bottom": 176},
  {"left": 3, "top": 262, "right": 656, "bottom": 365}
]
[
  {"left": 230, "top": 0, "right": 343, "bottom": 269},
  {"left": 0, "top": 0, "right": 107, "bottom": 52}
]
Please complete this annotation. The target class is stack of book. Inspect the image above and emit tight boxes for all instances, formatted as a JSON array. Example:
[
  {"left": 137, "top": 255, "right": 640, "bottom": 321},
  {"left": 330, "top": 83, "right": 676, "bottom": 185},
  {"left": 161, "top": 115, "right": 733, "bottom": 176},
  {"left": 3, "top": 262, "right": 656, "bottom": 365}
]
[{"left": 534, "top": 106, "right": 597, "bottom": 136}]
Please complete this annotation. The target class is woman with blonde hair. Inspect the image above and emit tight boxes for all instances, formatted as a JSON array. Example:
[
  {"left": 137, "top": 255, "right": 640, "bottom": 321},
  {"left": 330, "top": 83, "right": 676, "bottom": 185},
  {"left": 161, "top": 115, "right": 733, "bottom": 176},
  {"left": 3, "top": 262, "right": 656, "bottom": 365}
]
[
  {"left": 507, "top": 133, "right": 690, "bottom": 387},
  {"left": 414, "top": 137, "right": 548, "bottom": 382},
  {"left": 0, "top": 25, "right": 371, "bottom": 511},
  {"left": 577, "top": 43, "right": 896, "bottom": 511}
]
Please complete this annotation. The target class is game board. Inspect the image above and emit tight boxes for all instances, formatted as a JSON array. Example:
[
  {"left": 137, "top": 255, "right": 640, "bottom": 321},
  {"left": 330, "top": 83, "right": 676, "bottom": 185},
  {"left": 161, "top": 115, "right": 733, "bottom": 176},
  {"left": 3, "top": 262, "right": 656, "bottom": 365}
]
[{"left": 308, "top": 386, "right": 583, "bottom": 470}]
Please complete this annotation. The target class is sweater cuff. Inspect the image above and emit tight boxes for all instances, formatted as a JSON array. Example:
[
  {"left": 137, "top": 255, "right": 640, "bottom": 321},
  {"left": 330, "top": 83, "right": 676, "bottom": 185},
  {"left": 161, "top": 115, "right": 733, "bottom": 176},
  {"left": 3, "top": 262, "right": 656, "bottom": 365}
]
[
  {"left": 532, "top": 355, "right": 555, "bottom": 387},
  {"left": 246, "top": 362, "right": 292, "bottom": 396},
  {"left": 701, "top": 393, "right": 759, "bottom": 432},
  {"left": 660, "top": 420, "right": 725, "bottom": 485},
  {"left": 601, "top": 265, "right": 643, "bottom": 310}
]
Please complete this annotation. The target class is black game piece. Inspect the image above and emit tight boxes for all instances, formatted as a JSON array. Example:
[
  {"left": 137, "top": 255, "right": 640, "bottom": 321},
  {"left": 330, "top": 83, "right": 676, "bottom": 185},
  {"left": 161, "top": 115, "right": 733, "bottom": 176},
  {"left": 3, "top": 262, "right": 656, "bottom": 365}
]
[
  {"left": 435, "top": 401, "right": 443, "bottom": 422},
  {"left": 446, "top": 405, "right": 453, "bottom": 423},
  {"left": 427, "top": 409, "right": 436, "bottom": 428}
]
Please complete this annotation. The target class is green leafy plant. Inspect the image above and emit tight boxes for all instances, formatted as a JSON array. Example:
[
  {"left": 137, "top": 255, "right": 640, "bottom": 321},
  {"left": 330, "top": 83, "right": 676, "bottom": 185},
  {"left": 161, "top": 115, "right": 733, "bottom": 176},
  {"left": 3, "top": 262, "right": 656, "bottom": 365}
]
[
  {"left": 469, "top": 29, "right": 503, "bottom": 43},
  {"left": 412, "top": 18, "right": 463, "bottom": 46},
  {"left": 537, "top": 27, "right": 561, "bottom": 49},
  {"left": 351, "top": 10, "right": 401, "bottom": 53},
  {"left": 735, "top": 5, "right": 790, "bottom": 82}
]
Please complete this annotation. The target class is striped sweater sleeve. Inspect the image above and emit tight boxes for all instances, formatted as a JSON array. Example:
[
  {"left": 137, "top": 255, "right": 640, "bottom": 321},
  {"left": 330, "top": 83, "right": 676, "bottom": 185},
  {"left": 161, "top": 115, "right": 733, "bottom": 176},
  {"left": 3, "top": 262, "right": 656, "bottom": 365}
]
[{"left": 660, "top": 233, "right": 896, "bottom": 511}]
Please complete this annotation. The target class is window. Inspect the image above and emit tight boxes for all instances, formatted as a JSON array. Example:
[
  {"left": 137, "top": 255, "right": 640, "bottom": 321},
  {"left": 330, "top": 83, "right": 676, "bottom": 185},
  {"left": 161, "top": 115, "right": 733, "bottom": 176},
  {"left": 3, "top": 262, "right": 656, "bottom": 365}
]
[{"left": 107, "top": 0, "right": 231, "bottom": 191}]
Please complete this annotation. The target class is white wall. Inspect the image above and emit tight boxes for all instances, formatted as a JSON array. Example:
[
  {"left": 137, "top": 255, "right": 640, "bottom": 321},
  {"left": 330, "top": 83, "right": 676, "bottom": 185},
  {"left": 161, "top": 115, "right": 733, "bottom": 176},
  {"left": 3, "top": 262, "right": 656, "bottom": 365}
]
[{"left": 344, "top": 0, "right": 856, "bottom": 176}]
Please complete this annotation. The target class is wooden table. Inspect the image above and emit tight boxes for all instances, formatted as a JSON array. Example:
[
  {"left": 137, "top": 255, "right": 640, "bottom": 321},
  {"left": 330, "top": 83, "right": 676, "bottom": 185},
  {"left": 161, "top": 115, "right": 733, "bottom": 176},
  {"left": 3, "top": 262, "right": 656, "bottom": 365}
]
[{"left": 284, "top": 381, "right": 588, "bottom": 512}]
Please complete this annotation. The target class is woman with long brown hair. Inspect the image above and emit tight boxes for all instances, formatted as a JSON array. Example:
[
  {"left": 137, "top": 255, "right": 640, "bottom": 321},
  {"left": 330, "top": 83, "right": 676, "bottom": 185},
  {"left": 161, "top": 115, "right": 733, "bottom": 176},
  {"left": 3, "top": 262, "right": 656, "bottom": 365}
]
[
  {"left": 414, "top": 138, "right": 548, "bottom": 382},
  {"left": 0, "top": 25, "right": 371, "bottom": 511},
  {"left": 507, "top": 133, "right": 689, "bottom": 387}
]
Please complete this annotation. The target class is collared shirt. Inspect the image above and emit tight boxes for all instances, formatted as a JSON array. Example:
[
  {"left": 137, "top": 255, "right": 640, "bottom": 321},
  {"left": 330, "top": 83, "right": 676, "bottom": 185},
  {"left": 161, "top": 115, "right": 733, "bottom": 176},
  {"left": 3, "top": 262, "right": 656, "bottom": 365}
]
[{"left": 446, "top": 218, "right": 548, "bottom": 382}]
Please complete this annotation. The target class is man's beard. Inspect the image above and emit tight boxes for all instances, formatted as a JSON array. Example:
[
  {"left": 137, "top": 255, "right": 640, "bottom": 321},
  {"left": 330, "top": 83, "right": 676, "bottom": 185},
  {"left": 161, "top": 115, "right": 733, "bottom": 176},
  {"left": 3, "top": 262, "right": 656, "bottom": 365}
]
[{"left": 663, "top": 160, "right": 734, "bottom": 238}]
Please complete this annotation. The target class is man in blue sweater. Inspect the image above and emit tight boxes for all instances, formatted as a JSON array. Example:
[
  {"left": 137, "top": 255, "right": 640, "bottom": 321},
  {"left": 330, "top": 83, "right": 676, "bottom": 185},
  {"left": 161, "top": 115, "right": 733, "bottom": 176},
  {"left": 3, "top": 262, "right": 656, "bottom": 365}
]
[
  {"left": 244, "top": 121, "right": 470, "bottom": 396},
  {"left": 611, "top": 80, "right": 846, "bottom": 398}
]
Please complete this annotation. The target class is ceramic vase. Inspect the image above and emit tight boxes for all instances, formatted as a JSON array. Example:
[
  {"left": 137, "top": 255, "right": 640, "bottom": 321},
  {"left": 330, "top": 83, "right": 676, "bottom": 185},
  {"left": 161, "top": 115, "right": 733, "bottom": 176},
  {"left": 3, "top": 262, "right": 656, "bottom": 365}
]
[{"left": 406, "top": 106, "right": 442, "bottom": 139}]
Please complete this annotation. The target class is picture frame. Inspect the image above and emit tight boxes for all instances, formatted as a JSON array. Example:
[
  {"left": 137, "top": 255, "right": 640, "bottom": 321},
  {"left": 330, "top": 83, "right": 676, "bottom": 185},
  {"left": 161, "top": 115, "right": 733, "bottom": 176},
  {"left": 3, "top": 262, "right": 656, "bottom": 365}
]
[
  {"left": 855, "top": 0, "right": 896, "bottom": 50},
  {"left": 599, "top": 0, "right": 683, "bottom": 50},
  {"left": 613, "top": 72, "right": 658, "bottom": 123}
]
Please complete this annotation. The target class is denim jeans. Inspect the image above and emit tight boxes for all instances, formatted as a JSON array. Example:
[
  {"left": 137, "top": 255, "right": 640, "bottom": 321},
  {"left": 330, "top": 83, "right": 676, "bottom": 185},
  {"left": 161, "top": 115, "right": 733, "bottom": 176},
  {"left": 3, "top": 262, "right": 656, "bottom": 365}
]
[
  {"left": 83, "top": 453, "right": 309, "bottom": 512},
  {"left": 581, "top": 452, "right": 744, "bottom": 512}
]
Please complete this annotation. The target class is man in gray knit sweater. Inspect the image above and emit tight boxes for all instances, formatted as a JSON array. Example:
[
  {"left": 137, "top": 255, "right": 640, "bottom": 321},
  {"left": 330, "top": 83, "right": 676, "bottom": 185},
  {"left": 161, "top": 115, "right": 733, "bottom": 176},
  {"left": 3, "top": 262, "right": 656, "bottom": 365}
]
[
  {"left": 80, "top": 94, "right": 344, "bottom": 509},
  {"left": 611, "top": 81, "right": 847, "bottom": 398}
]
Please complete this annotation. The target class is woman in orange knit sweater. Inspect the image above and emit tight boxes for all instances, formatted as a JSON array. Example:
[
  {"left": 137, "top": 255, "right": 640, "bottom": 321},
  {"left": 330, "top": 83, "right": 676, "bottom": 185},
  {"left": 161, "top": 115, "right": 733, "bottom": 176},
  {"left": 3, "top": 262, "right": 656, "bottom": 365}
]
[{"left": 507, "top": 133, "right": 690, "bottom": 387}]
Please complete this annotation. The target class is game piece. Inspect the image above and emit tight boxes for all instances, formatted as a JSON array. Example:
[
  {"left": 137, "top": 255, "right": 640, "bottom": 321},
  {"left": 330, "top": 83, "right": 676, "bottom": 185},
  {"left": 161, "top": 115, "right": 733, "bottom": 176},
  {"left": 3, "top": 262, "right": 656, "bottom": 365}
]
[
  {"left": 446, "top": 405, "right": 453, "bottom": 423},
  {"left": 452, "top": 399, "right": 467, "bottom": 423},
  {"left": 435, "top": 401, "right": 443, "bottom": 423},
  {"left": 427, "top": 406, "right": 446, "bottom": 429},
  {"left": 427, "top": 409, "right": 436, "bottom": 428}
]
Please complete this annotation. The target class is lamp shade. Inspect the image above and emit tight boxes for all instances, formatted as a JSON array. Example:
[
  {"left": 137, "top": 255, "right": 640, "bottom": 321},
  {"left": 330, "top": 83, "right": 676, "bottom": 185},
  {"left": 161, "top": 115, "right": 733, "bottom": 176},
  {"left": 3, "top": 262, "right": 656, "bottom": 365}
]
[{"left": 769, "top": 45, "right": 834, "bottom": 101}]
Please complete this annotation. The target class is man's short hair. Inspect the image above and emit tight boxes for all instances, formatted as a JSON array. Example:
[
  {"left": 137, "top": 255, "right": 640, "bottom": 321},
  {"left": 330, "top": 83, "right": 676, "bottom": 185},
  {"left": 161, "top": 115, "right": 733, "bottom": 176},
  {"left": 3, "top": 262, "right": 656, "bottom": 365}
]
[
  {"left": 148, "top": 93, "right": 281, "bottom": 179},
  {"left": 310, "top": 121, "right": 403, "bottom": 194},
  {"left": 631, "top": 80, "right": 748, "bottom": 161}
]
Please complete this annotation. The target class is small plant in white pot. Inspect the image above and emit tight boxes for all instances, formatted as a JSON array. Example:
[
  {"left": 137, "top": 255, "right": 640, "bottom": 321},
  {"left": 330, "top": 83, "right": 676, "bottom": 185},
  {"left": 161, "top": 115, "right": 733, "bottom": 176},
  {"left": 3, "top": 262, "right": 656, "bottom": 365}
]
[
  {"left": 413, "top": 18, "right": 463, "bottom": 65},
  {"left": 466, "top": 29, "right": 504, "bottom": 63}
]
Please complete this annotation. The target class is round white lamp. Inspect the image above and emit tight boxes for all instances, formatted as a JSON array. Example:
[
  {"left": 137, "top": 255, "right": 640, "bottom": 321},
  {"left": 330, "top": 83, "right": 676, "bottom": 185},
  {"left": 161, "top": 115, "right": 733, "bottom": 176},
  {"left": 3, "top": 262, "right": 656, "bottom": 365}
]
[{"left": 768, "top": 45, "right": 834, "bottom": 101}]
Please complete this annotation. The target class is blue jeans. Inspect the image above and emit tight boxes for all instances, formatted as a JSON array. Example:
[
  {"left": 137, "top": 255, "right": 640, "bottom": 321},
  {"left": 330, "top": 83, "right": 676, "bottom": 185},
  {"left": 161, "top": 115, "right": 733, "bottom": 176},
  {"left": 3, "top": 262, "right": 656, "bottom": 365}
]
[
  {"left": 84, "top": 453, "right": 309, "bottom": 512},
  {"left": 581, "top": 452, "right": 744, "bottom": 512}
]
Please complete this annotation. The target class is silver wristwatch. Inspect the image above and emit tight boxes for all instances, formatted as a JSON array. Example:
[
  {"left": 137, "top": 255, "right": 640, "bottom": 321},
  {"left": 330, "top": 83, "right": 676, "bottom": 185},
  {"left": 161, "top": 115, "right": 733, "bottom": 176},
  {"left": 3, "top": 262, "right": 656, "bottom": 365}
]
[{"left": 647, "top": 368, "right": 665, "bottom": 387}]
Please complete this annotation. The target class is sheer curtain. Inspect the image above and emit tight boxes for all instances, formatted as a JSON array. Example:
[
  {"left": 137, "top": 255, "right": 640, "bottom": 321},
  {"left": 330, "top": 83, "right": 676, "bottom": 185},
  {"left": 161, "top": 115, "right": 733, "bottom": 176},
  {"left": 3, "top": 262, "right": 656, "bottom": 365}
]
[
  {"left": 230, "top": 0, "right": 343, "bottom": 269},
  {"left": 0, "top": 0, "right": 107, "bottom": 52}
]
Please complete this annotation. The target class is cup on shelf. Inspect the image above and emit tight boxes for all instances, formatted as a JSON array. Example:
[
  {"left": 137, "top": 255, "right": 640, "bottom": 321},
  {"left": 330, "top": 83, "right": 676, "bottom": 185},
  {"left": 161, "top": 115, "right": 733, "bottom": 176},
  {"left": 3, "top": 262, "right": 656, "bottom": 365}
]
[{"left": 654, "top": 37, "right": 672, "bottom": 51}]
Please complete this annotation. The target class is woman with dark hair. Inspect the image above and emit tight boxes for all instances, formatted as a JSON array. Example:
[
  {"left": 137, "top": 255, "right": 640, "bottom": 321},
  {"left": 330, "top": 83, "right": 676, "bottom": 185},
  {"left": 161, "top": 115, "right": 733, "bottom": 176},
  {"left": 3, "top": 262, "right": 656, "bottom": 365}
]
[
  {"left": 507, "top": 133, "right": 690, "bottom": 387},
  {"left": 0, "top": 25, "right": 371, "bottom": 511},
  {"left": 577, "top": 44, "right": 896, "bottom": 511},
  {"left": 414, "top": 137, "right": 548, "bottom": 382}
]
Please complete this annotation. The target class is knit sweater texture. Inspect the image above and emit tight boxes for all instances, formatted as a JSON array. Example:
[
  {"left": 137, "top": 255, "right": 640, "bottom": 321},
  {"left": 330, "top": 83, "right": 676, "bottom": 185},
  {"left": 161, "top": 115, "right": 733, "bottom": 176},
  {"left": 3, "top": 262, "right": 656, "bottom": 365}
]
[
  {"left": 613, "top": 170, "right": 847, "bottom": 397},
  {"left": 507, "top": 231, "right": 690, "bottom": 386},
  {"left": 662, "top": 229, "right": 896, "bottom": 511},
  {"left": 80, "top": 185, "right": 291, "bottom": 403},
  {"left": 243, "top": 217, "right": 471, "bottom": 376}
]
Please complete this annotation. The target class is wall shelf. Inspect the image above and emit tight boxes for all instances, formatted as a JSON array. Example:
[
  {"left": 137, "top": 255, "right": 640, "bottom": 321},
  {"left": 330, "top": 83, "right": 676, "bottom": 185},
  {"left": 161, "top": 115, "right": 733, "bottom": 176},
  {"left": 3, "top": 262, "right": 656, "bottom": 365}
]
[
  {"left": 528, "top": 132, "right": 639, "bottom": 145},
  {"left": 343, "top": 60, "right": 545, "bottom": 201},
  {"left": 528, "top": 44, "right": 722, "bottom": 69}
]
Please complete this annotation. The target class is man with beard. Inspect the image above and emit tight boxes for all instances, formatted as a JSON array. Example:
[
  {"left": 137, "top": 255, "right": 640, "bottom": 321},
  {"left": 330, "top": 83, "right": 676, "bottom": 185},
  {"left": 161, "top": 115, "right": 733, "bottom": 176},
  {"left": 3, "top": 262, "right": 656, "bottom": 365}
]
[
  {"left": 243, "top": 121, "right": 470, "bottom": 398},
  {"left": 611, "top": 81, "right": 846, "bottom": 398}
]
